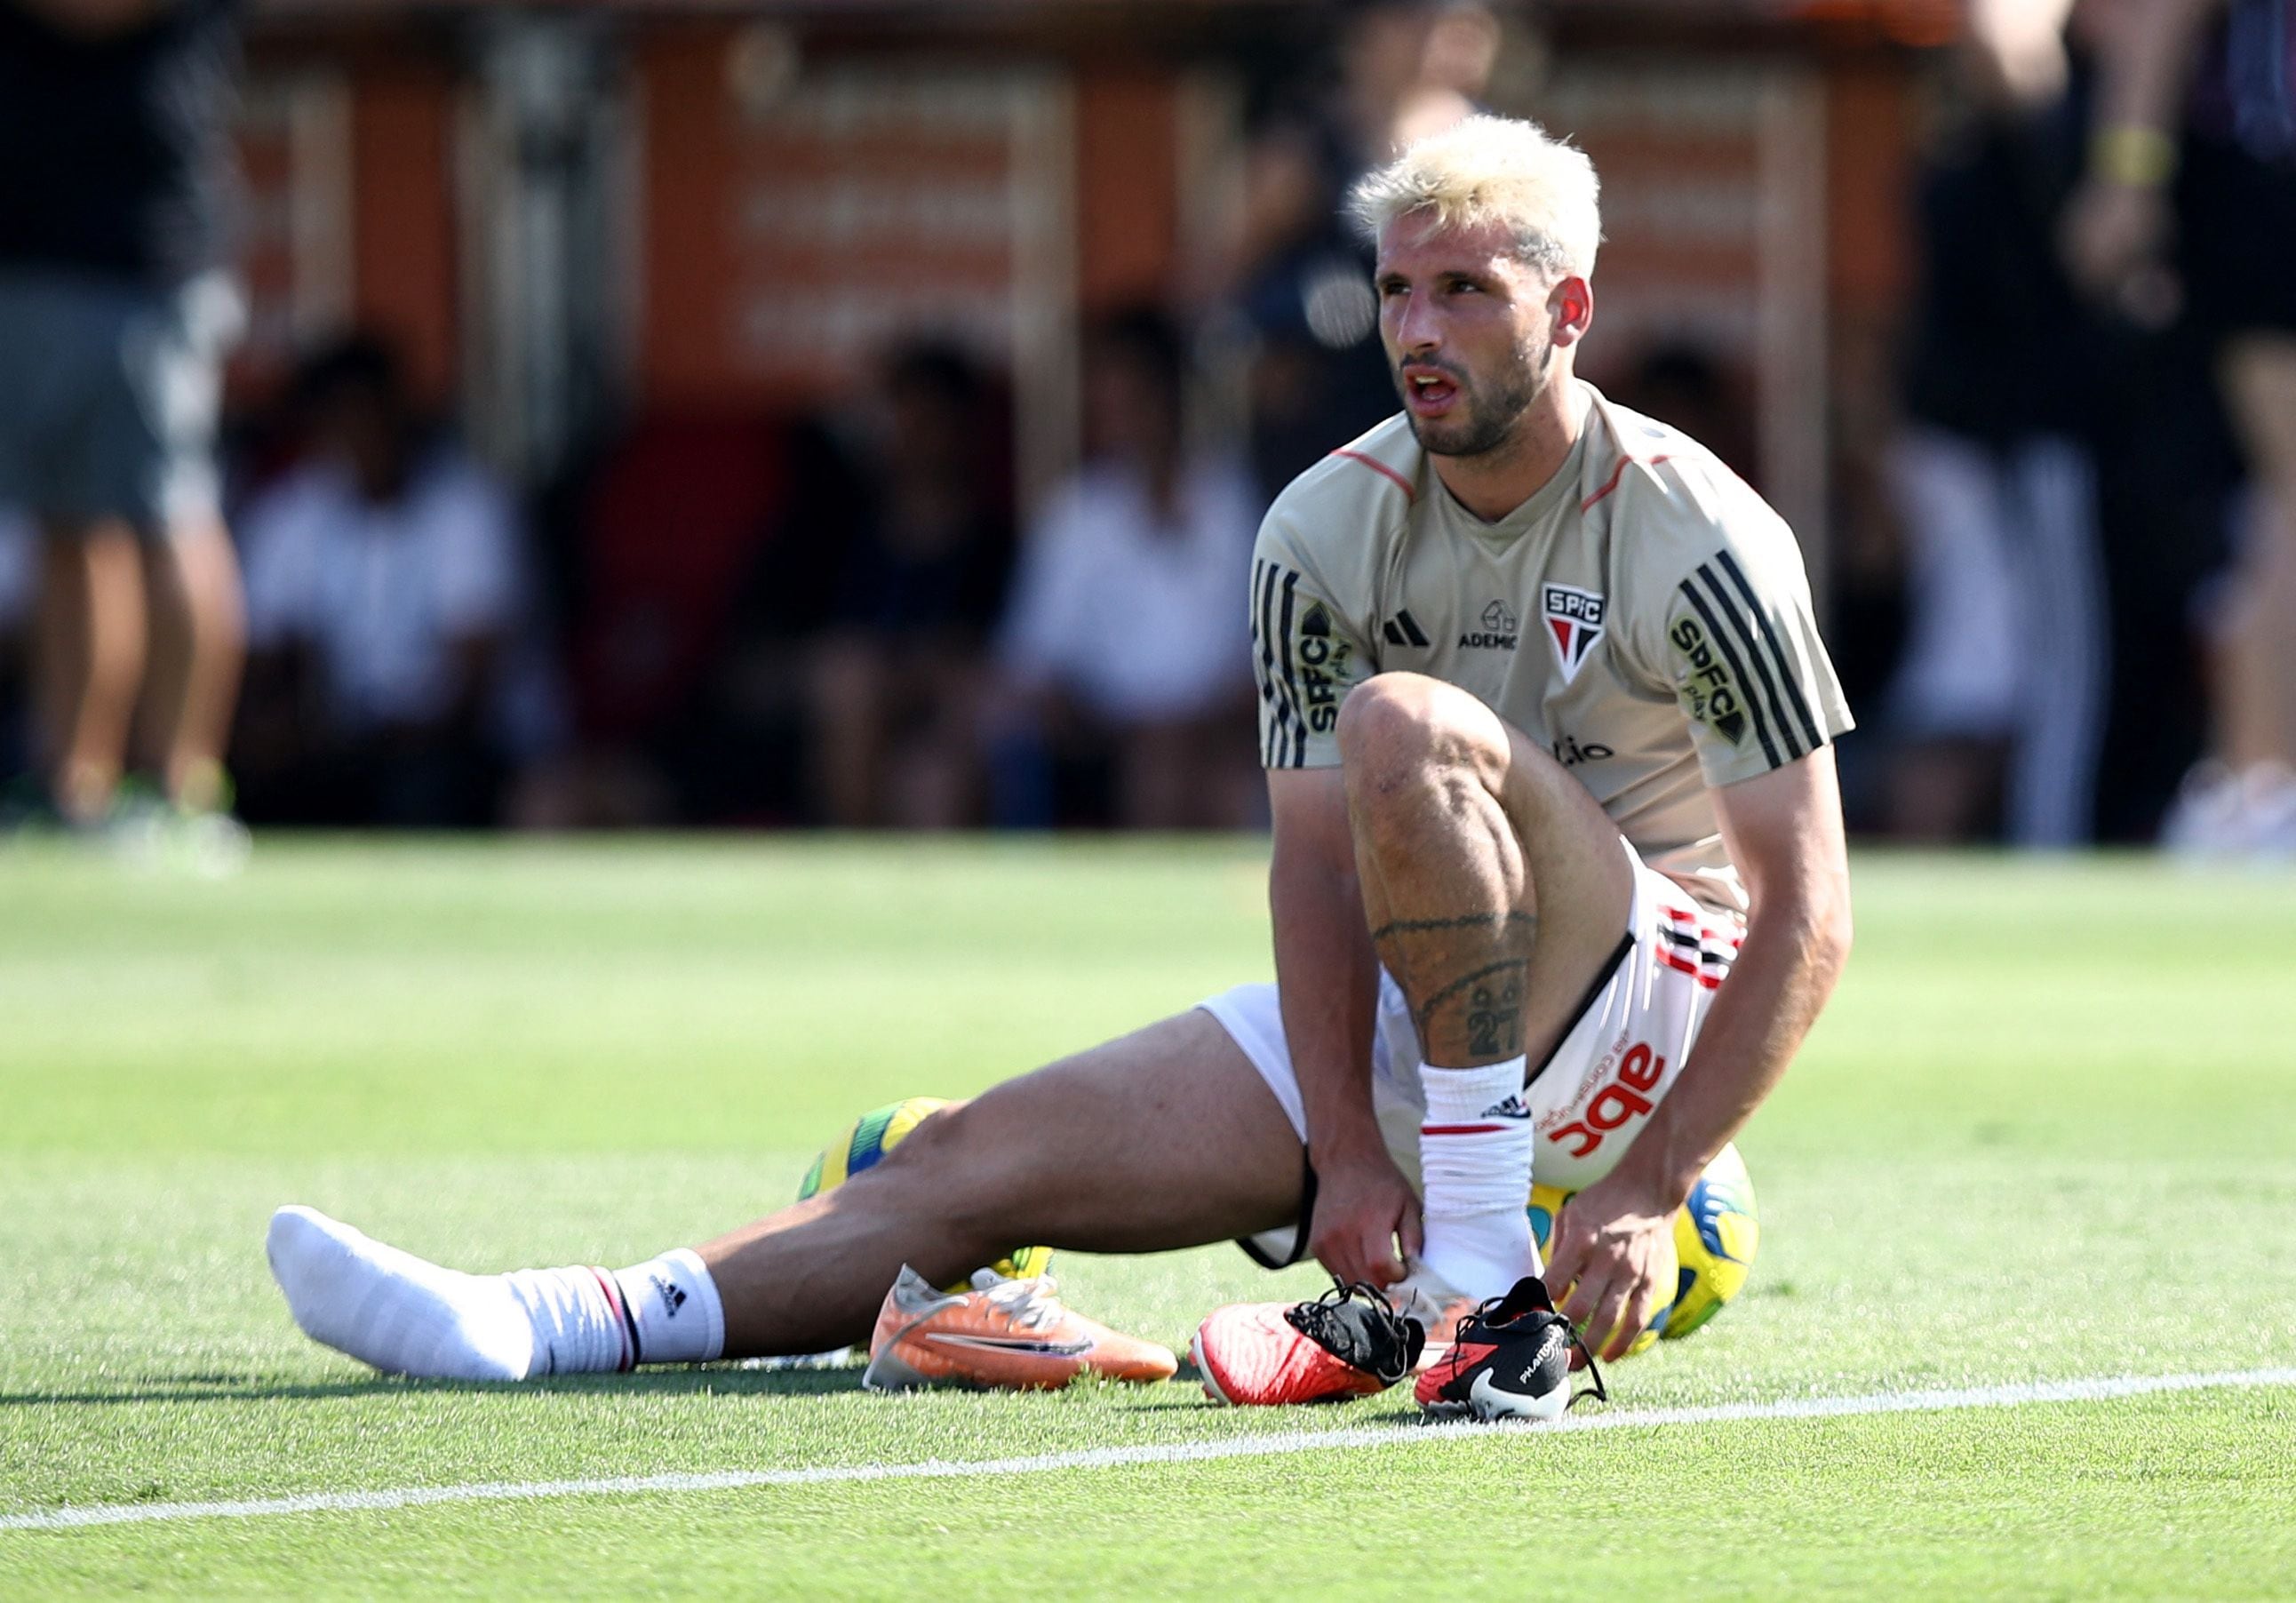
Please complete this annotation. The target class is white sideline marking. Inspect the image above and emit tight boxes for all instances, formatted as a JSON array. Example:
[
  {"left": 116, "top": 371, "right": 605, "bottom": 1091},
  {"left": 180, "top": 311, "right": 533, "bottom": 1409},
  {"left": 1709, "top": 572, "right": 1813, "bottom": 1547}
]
[{"left": 6, "top": 1367, "right": 2292, "bottom": 1535}]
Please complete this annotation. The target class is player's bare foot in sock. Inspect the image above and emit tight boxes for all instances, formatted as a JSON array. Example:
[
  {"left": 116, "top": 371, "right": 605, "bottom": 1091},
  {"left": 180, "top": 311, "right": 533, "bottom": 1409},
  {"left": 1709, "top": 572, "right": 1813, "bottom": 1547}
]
[
  {"left": 267, "top": 1205, "right": 729, "bottom": 1380},
  {"left": 267, "top": 1206, "right": 541, "bottom": 1380}
]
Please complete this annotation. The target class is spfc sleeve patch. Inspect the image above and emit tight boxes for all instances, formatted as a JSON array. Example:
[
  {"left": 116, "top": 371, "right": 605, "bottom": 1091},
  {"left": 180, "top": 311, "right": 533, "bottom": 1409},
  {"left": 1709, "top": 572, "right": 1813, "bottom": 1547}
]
[{"left": 1542, "top": 584, "right": 1606, "bottom": 682}]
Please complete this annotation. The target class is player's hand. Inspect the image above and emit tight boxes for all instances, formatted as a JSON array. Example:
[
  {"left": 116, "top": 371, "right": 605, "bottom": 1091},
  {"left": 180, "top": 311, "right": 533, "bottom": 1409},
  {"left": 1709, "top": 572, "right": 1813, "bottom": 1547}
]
[
  {"left": 1543, "top": 1171, "right": 1679, "bottom": 1362},
  {"left": 1306, "top": 1144, "right": 1423, "bottom": 1288}
]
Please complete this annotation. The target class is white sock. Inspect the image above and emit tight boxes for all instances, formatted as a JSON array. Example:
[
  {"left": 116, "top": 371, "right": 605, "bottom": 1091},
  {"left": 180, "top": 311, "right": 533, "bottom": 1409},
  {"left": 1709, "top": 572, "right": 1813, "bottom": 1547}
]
[
  {"left": 1416, "top": 1056, "right": 1539, "bottom": 1303},
  {"left": 267, "top": 1205, "right": 546, "bottom": 1380},
  {"left": 267, "top": 1207, "right": 728, "bottom": 1379},
  {"left": 501, "top": 1265, "right": 633, "bottom": 1375},
  {"left": 609, "top": 1248, "right": 726, "bottom": 1365}
]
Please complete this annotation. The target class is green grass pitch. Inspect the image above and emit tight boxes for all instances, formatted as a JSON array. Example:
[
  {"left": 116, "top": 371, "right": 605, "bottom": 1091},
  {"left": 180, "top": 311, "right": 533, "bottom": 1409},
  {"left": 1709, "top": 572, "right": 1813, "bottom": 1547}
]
[{"left": 3, "top": 837, "right": 2293, "bottom": 1597}]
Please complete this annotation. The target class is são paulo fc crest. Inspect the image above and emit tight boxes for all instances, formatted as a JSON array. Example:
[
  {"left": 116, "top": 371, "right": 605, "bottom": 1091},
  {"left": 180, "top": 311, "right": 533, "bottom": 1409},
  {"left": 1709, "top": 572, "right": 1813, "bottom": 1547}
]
[{"left": 1542, "top": 584, "right": 1607, "bottom": 682}]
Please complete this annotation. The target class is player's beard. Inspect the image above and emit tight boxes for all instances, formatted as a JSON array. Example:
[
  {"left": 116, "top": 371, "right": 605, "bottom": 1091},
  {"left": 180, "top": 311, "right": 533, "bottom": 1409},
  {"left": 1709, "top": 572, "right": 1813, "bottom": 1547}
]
[{"left": 1399, "top": 330, "right": 1553, "bottom": 459}]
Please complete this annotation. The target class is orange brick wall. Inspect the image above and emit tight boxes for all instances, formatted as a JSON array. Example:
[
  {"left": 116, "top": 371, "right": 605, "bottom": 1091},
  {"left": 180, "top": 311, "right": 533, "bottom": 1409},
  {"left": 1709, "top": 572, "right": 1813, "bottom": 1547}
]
[
  {"left": 1073, "top": 70, "right": 1179, "bottom": 315},
  {"left": 1826, "top": 55, "right": 1915, "bottom": 322},
  {"left": 635, "top": 28, "right": 745, "bottom": 407},
  {"left": 349, "top": 69, "right": 460, "bottom": 406}
]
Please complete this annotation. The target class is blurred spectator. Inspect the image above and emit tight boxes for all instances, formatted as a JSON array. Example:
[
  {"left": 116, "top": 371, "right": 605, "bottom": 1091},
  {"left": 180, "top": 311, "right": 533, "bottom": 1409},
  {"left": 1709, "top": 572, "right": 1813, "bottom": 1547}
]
[
  {"left": 0, "top": 507, "right": 34, "bottom": 793},
  {"left": 1882, "top": 0, "right": 2110, "bottom": 844},
  {"left": 0, "top": 0, "right": 247, "bottom": 828},
  {"left": 538, "top": 410, "right": 801, "bottom": 828},
  {"left": 1221, "top": 0, "right": 1499, "bottom": 502},
  {"left": 805, "top": 342, "right": 1016, "bottom": 829},
  {"left": 0, "top": 510, "right": 31, "bottom": 626},
  {"left": 1614, "top": 343, "right": 1758, "bottom": 485},
  {"left": 233, "top": 336, "right": 523, "bottom": 826},
  {"left": 988, "top": 309, "right": 1262, "bottom": 831},
  {"left": 2064, "top": 0, "right": 2296, "bottom": 857}
]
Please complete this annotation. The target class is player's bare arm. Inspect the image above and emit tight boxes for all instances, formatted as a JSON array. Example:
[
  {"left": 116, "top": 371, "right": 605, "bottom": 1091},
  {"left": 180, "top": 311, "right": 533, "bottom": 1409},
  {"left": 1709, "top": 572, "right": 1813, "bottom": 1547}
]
[
  {"left": 1545, "top": 747, "right": 1854, "bottom": 1359},
  {"left": 1267, "top": 765, "right": 1421, "bottom": 1288}
]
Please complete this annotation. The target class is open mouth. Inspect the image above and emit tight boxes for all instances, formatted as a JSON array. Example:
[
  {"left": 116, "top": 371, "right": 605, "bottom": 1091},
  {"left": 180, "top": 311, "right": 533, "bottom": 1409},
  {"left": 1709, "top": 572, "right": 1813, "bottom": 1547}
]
[{"left": 1403, "top": 368, "right": 1459, "bottom": 414}]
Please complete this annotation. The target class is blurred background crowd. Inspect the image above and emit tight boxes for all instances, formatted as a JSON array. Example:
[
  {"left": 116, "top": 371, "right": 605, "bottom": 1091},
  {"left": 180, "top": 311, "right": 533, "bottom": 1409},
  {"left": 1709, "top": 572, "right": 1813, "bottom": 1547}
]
[{"left": 2, "top": 0, "right": 2292, "bottom": 856}]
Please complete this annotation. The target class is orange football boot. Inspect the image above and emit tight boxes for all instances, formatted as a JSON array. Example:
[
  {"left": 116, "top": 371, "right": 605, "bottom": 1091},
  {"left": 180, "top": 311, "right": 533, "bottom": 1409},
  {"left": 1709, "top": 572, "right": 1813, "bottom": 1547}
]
[
  {"left": 862, "top": 1266, "right": 1178, "bottom": 1392},
  {"left": 1191, "top": 1280, "right": 1425, "bottom": 1407}
]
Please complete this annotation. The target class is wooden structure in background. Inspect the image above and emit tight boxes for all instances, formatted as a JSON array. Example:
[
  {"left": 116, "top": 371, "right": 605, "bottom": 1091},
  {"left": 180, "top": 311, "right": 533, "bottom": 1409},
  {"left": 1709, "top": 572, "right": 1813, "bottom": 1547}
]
[{"left": 232, "top": 0, "right": 1933, "bottom": 562}]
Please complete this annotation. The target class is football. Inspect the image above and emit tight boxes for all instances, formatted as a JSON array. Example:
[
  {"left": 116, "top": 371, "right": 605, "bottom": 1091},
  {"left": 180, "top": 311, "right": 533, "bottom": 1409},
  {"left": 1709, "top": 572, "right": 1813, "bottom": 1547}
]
[
  {"left": 1661, "top": 1140, "right": 1760, "bottom": 1337},
  {"left": 1526, "top": 1139, "right": 1760, "bottom": 1355},
  {"left": 796, "top": 1096, "right": 1055, "bottom": 1288}
]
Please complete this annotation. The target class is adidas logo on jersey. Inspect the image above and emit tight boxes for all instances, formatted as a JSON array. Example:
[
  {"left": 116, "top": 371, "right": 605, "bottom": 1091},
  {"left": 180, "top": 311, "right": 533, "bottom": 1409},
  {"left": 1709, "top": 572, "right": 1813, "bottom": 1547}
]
[{"left": 1383, "top": 610, "right": 1431, "bottom": 648}]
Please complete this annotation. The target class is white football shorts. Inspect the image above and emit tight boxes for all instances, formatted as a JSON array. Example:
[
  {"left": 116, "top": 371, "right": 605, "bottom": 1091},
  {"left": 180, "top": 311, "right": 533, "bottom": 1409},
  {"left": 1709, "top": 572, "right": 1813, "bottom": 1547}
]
[{"left": 1197, "top": 837, "right": 1743, "bottom": 1266}]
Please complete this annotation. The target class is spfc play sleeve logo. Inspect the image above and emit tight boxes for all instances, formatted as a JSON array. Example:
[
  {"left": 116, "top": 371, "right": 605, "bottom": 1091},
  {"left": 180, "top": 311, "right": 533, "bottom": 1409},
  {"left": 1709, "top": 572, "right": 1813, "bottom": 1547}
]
[
  {"left": 1295, "top": 602, "right": 1350, "bottom": 732},
  {"left": 1541, "top": 584, "right": 1606, "bottom": 682}
]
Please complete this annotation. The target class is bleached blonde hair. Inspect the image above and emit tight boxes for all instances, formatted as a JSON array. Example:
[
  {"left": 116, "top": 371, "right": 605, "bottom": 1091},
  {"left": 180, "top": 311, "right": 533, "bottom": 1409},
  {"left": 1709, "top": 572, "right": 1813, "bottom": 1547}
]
[{"left": 1347, "top": 115, "right": 1602, "bottom": 282}]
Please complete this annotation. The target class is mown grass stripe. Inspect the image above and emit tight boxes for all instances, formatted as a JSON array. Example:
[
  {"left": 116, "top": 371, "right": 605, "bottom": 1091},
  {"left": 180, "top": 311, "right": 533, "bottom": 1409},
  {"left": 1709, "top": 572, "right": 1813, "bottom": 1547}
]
[{"left": 8, "top": 1367, "right": 2292, "bottom": 1535}]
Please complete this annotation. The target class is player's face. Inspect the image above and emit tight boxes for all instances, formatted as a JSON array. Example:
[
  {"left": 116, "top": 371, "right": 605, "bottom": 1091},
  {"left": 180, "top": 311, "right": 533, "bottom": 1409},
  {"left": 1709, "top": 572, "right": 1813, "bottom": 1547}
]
[{"left": 1375, "top": 215, "right": 1569, "bottom": 459}]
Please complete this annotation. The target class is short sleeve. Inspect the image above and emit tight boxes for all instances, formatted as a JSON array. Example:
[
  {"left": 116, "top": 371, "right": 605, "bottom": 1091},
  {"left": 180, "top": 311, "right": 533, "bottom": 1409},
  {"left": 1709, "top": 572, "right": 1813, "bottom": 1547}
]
[
  {"left": 1249, "top": 513, "right": 1375, "bottom": 770},
  {"left": 996, "top": 485, "right": 1096, "bottom": 688},
  {"left": 428, "top": 469, "right": 519, "bottom": 637},
  {"left": 237, "top": 479, "right": 323, "bottom": 650},
  {"left": 1657, "top": 539, "right": 1854, "bottom": 787}
]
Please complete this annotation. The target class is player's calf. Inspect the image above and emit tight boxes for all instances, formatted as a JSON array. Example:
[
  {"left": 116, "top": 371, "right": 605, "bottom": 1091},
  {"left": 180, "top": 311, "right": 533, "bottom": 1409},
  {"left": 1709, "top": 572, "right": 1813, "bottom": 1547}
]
[
  {"left": 1337, "top": 675, "right": 1543, "bottom": 1304},
  {"left": 845, "top": 1095, "right": 1072, "bottom": 1282}
]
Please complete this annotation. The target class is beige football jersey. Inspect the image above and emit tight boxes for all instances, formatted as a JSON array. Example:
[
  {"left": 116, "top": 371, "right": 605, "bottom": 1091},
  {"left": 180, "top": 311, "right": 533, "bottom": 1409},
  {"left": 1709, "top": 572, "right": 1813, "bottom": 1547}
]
[{"left": 1250, "top": 380, "right": 1854, "bottom": 915}]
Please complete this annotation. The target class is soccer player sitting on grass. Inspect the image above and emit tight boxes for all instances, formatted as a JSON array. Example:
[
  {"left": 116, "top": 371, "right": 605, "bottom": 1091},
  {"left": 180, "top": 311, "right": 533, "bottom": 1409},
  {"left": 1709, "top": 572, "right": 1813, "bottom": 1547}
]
[{"left": 268, "top": 115, "right": 1854, "bottom": 1421}]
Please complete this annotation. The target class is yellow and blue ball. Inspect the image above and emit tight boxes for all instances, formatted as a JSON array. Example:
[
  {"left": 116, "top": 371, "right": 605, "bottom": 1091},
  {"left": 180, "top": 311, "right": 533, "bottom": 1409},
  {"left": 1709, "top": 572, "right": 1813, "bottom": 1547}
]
[
  {"left": 795, "top": 1096, "right": 1054, "bottom": 1288},
  {"left": 1526, "top": 1139, "right": 1760, "bottom": 1358}
]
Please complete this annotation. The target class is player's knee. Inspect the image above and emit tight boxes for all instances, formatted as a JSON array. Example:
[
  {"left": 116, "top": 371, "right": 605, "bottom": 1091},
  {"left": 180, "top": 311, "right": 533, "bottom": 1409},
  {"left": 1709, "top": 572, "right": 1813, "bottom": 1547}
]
[
  {"left": 871, "top": 1096, "right": 1034, "bottom": 1245},
  {"left": 1338, "top": 674, "right": 1494, "bottom": 812},
  {"left": 1338, "top": 674, "right": 1452, "bottom": 770},
  {"left": 872, "top": 1096, "right": 976, "bottom": 1187}
]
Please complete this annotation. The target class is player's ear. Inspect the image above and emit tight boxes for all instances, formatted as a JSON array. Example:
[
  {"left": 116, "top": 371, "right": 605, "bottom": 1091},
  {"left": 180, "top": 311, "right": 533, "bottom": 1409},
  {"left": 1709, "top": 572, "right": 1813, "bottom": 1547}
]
[{"left": 1549, "top": 275, "right": 1594, "bottom": 347}]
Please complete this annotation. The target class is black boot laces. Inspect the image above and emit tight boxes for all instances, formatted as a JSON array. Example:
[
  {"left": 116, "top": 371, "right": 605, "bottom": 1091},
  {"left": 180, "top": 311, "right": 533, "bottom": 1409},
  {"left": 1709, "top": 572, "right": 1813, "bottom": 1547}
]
[
  {"left": 1565, "top": 1324, "right": 1609, "bottom": 1412},
  {"left": 1284, "top": 1279, "right": 1425, "bottom": 1385}
]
